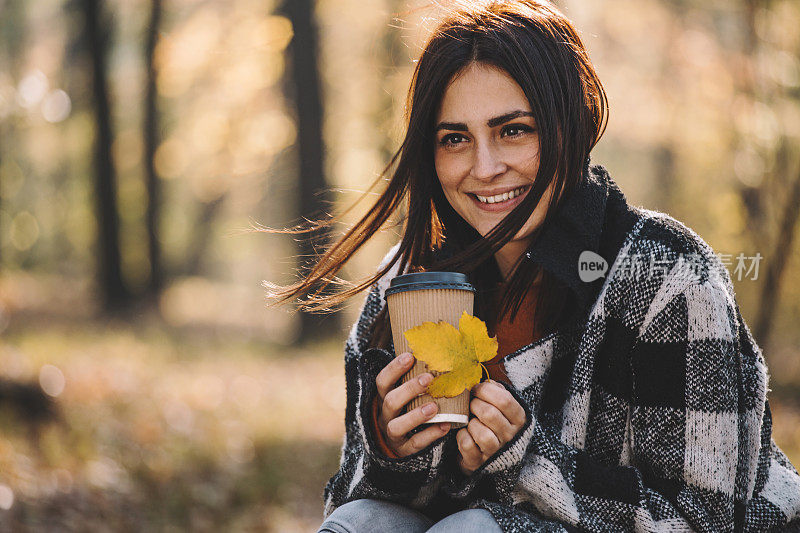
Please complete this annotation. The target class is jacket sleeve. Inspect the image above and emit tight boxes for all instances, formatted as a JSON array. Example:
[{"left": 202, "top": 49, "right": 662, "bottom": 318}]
[
  {"left": 441, "top": 264, "right": 800, "bottom": 532},
  {"left": 322, "top": 268, "right": 451, "bottom": 519}
]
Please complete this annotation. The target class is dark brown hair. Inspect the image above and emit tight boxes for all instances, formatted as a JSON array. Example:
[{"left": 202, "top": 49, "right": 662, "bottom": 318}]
[{"left": 263, "top": 0, "right": 608, "bottom": 349}]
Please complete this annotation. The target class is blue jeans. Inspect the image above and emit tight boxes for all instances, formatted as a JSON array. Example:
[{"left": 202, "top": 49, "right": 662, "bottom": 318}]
[{"left": 318, "top": 498, "right": 502, "bottom": 533}]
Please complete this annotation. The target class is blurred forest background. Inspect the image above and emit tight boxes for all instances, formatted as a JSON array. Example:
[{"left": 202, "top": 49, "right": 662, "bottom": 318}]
[{"left": 1, "top": 0, "right": 799, "bottom": 530}]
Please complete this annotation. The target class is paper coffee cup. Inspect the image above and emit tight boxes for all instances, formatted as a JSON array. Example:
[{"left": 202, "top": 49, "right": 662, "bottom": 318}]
[{"left": 385, "top": 271, "right": 475, "bottom": 428}]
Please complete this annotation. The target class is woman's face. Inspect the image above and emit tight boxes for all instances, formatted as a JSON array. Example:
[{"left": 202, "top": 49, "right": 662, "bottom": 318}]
[{"left": 433, "top": 62, "right": 556, "bottom": 244}]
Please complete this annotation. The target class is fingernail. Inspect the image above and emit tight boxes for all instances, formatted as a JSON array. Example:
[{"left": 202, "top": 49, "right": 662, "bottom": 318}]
[
  {"left": 419, "top": 374, "right": 433, "bottom": 386},
  {"left": 401, "top": 352, "right": 413, "bottom": 364},
  {"left": 439, "top": 423, "right": 450, "bottom": 432},
  {"left": 422, "top": 403, "right": 437, "bottom": 416}
]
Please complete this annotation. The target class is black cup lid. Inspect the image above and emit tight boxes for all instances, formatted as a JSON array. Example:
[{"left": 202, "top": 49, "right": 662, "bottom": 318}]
[{"left": 385, "top": 271, "right": 475, "bottom": 298}]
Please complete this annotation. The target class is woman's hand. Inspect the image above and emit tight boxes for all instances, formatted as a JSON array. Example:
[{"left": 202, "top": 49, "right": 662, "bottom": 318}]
[
  {"left": 456, "top": 380, "right": 527, "bottom": 475},
  {"left": 375, "top": 352, "right": 451, "bottom": 457}
]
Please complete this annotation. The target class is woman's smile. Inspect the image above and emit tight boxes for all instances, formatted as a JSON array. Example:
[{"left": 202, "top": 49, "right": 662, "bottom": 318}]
[{"left": 467, "top": 184, "right": 531, "bottom": 212}]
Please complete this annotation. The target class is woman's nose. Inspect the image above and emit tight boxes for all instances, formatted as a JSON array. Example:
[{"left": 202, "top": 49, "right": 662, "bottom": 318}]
[{"left": 470, "top": 141, "right": 507, "bottom": 181}]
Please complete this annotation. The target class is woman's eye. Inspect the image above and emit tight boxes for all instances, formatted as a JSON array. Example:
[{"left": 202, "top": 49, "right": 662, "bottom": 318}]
[
  {"left": 502, "top": 124, "right": 535, "bottom": 138},
  {"left": 439, "top": 134, "right": 467, "bottom": 146}
]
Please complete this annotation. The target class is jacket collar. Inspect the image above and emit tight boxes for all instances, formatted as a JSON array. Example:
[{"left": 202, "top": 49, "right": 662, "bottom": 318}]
[{"left": 524, "top": 161, "right": 639, "bottom": 314}]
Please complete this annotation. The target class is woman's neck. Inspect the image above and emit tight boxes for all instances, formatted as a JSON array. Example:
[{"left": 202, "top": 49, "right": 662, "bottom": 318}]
[
  {"left": 494, "top": 239, "right": 532, "bottom": 281},
  {"left": 493, "top": 241, "right": 545, "bottom": 288}
]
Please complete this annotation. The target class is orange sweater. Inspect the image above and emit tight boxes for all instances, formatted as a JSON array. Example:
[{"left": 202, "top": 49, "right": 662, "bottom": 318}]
[{"left": 372, "top": 282, "right": 541, "bottom": 458}]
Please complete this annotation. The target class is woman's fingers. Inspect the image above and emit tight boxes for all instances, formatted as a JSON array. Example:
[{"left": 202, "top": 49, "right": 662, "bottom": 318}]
[
  {"left": 470, "top": 397, "right": 516, "bottom": 442},
  {"left": 385, "top": 402, "right": 439, "bottom": 441},
  {"left": 375, "top": 352, "right": 415, "bottom": 401},
  {"left": 373, "top": 352, "right": 442, "bottom": 457},
  {"left": 472, "top": 380, "right": 526, "bottom": 428},
  {"left": 455, "top": 383, "right": 527, "bottom": 473},
  {"left": 456, "top": 428, "right": 483, "bottom": 473},
  {"left": 398, "top": 422, "right": 451, "bottom": 456},
  {"left": 379, "top": 371, "right": 434, "bottom": 425},
  {"left": 467, "top": 418, "right": 501, "bottom": 457},
  {"left": 456, "top": 427, "right": 479, "bottom": 456}
]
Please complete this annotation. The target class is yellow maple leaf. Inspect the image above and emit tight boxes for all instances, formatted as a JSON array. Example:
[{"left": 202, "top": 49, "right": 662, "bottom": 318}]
[
  {"left": 400, "top": 320, "right": 462, "bottom": 373},
  {"left": 426, "top": 360, "right": 482, "bottom": 398},
  {"left": 403, "top": 311, "right": 498, "bottom": 398}
]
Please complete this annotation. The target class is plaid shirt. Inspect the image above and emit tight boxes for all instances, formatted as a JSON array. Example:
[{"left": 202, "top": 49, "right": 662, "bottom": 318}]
[{"left": 322, "top": 165, "right": 800, "bottom": 532}]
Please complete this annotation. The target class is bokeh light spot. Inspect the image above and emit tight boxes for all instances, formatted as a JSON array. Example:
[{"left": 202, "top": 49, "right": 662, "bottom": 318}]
[
  {"left": 41, "top": 89, "right": 71, "bottom": 123},
  {"left": 154, "top": 137, "right": 189, "bottom": 179},
  {"left": 0, "top": 484, "right": 14, "bottom": 510},
  {"left": 16, "top": 70, "right": 48, "bottom": 109},
  {"left": 39, "top": 364, "right": 66, "bottom": 397},
  {"left": 10, "top": 211, "right": 40, "bottom": 251}
]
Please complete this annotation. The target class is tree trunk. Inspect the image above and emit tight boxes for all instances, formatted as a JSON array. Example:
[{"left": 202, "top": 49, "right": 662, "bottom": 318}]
[
  {"left": 279, "top": 0, "right": 340, "bottom": 341},
  {"left": 738, "top": 0, "right": 800, "bottom": 349},
  {"left": 144, "top": 0, "right": 164, "bottom": 297},
  {"left": 181, "top": 194, "right": 226, "bottom": 277},
  {"left": 0, "top": 1, "right": 27, "bottom": 270},
  {"left": 83, "top": 0, "right": 129, "bottom": 311},
  {"left": 0, "top": 121, "right": 3, "bottom": 270},
  {"left": 754, "top": 167, "right": 800, "bottom": 349},
  {"left": 736, "top": 0, "right": 769, "bottom": 249}
]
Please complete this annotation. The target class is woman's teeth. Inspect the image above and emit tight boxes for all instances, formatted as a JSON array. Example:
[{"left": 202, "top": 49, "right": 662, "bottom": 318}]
[{"left": 474, "top": 186, "right": 527, "bottom": 204}]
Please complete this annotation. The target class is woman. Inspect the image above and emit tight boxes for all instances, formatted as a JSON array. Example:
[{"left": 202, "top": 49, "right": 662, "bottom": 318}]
[{"left": 265, "top": 1, "right": 800, "bottom": 531}]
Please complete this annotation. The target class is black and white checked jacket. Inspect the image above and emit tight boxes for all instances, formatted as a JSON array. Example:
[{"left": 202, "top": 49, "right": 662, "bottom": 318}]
[{"left": 322, "top": 165, "right": 800, "bottom": 532}]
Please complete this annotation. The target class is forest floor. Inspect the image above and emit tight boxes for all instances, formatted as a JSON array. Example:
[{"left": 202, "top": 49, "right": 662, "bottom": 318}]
[
  {"left": 0, "top": 306, "right": 347, "bottom": 532},
  {"left": 1, "top": 277, "right": 799, "bottom": 531}
]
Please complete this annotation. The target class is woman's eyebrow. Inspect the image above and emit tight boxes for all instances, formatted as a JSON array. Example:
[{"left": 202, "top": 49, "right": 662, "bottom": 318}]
[
  {"left": 487, "top": 110, "right": 534, "bottom": 128},
  {"left": 434, "top": 110, "right": 534, "bottom": 133}
]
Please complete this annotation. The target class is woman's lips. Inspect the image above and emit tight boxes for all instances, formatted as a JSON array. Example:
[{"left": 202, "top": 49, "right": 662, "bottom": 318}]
[{"left": 468, "top": 185, "right": 531, "bottom": 212}]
